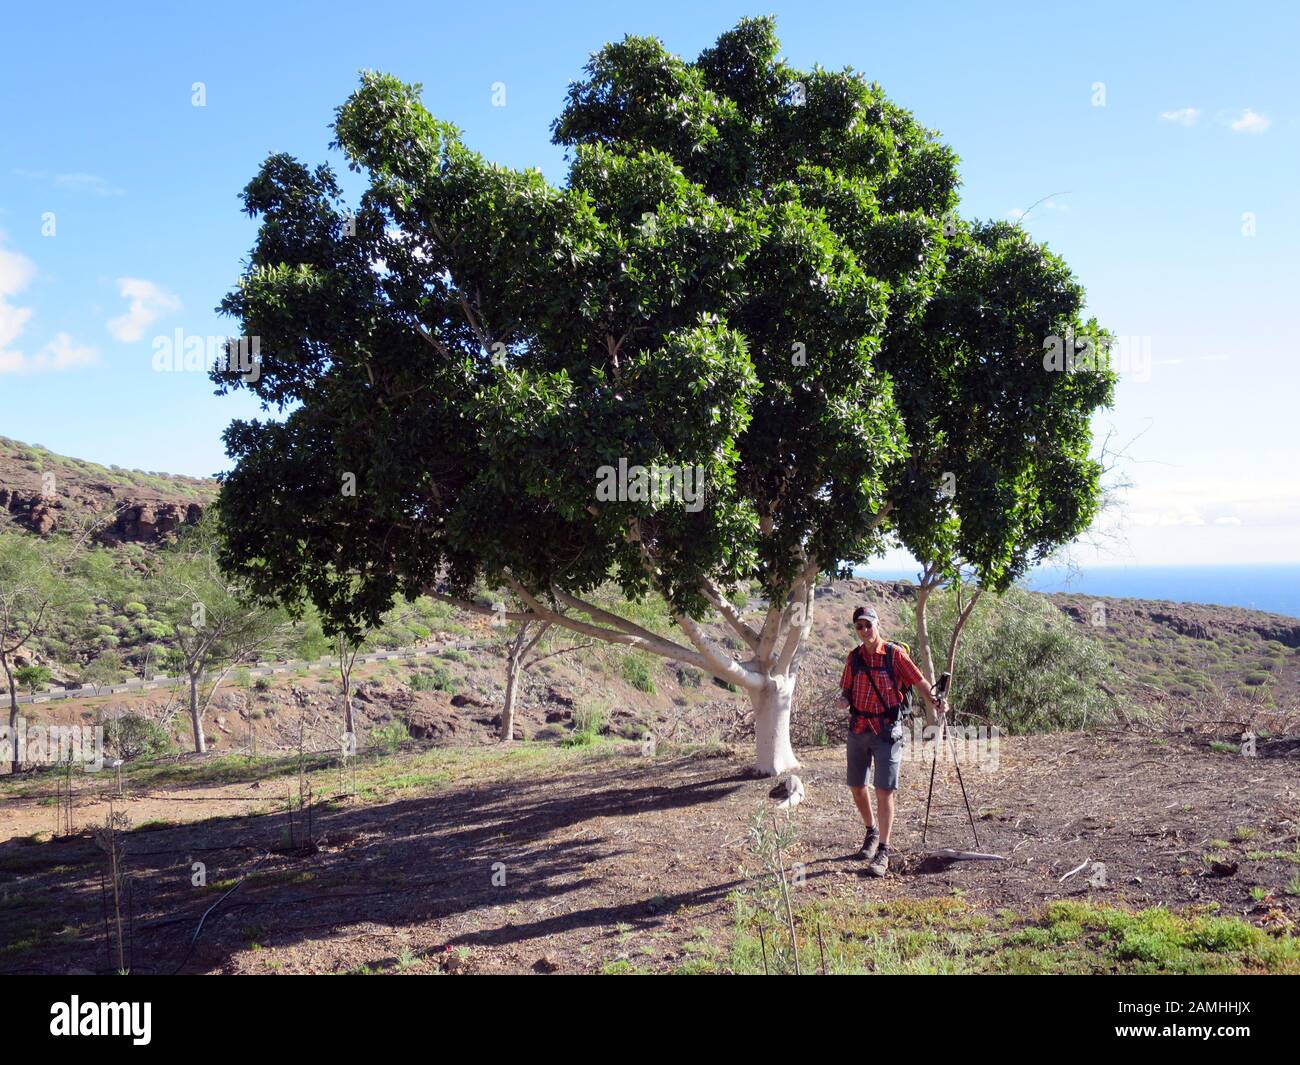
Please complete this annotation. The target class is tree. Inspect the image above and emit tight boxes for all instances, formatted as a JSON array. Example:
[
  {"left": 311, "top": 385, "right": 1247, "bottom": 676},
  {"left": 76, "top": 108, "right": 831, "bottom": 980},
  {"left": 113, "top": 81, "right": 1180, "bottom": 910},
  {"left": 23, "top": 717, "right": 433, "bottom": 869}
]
[
  {"left": 882, "top": 221, "right": 1116, "bottom": 717},
  {"left": 492, "top": 606, "right": 593, "bottom": 742},
  {"left": 0, "top": 530, "right": 75, "bottom": 772},
  {"left": 151, "top": 521, "right": 288, "bottom": 753},
  {"left": 211, "top": 18, "right": 1105, "bottom": 776},
  {"left": 14, "top": 664, "right": 52, "bottom": 694},
  {"left": 80, "top": 651, "right": 127, "bottom": 695}
]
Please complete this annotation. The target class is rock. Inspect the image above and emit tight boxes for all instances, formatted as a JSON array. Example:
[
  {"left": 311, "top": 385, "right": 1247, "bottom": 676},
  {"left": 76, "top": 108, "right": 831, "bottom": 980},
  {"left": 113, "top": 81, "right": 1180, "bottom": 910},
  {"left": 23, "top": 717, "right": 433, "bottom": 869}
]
[
  {"left": 450, "top": 692, "right": 489, "bottom": 708},
  {"left": 545, "top": 708, "right": 572, "bottom": 723},
  {"left": 545, "top": 685, "right": 576, "bottom": 708},
  {"left": 532, "top": 956, "right": 559, "bottom": 974},
  {"left": 771, "top": 773, "right": 805, "bottom": 810},
  {"left": 1209, "top": 860, "right": 1238, "bottom": 878}
]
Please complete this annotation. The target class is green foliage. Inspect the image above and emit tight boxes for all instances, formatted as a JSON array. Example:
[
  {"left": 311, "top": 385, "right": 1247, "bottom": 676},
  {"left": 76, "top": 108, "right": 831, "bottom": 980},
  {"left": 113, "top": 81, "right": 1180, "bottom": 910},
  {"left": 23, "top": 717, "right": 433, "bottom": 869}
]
[
  {"left": 562, "top": 702, "right": 607, "bottom": 746},
  {"left": 917, "top": 587, "right": 1123, "bottom": 732},
  {"left": 14, "top": 665, "right": 52, "bottom": 693},
  {"left": 212, "top": 18, "right": 970, "bottom": 641},
  {"left": 104, "top": 713, "right": 175, "bottom": 761},
  {"left": 79, "top": 651, "right": 126, "bottom": 691},
  {"left": 621, "top": 653, "right": 656, "bottom": 693},
  {"left": 370, "top": 721, "right": 409, "bottom": 752},
  {"left": 409, "top": 664, "right": 455, "bottom": 693}
]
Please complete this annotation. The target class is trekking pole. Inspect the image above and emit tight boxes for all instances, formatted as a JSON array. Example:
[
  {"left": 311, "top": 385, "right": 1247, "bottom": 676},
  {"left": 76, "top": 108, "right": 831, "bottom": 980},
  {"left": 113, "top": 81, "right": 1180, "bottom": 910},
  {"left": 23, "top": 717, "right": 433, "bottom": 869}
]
[
  {"left": 946, "top": 720, "right": 981, "bottom": 851},
  {"left": 921, "top": 672, "right": 950, "bottom": 846}
]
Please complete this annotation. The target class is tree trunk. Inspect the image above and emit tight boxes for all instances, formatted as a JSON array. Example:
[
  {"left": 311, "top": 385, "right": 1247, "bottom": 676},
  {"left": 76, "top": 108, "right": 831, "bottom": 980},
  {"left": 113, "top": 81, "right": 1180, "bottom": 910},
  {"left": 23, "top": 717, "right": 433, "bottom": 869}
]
[
  {"left": 914, "top": 584, "right": 940, "bottom": 726},
  {"left": 189, "top": 670, "right": 206, "bottom": 754},
  {"left": 750, "top": 674, "right": 799, "bottom": 777},
  {"left": 944, "top": 588, "right": 983, "bottom": 691},
  {"left": 3, "top": 653, "right": 18, "bottom": 774},
  {"left": 500, "top": 624, "right": 529, "bottom": 742},
  {"left": 342, "top": 674, "right": 354, "bottom": 737},
  {"left": 501, "top": 657, "right": 521, "bottom": 742}
]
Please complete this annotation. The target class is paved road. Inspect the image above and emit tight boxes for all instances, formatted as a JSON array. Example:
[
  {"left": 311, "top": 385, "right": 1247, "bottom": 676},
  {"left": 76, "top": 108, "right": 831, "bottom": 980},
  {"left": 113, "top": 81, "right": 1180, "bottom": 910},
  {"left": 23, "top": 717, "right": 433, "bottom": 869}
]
[{"left": 12, "top": 643, "right": 475, "bottom": 706}]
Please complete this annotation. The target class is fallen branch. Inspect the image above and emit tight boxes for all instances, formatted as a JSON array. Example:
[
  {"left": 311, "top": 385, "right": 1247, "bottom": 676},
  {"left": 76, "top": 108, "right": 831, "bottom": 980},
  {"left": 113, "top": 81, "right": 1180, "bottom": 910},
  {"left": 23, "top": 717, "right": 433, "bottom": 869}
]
[{"left": 1059, "top": 857, "right": 1091, "bottom": 882}]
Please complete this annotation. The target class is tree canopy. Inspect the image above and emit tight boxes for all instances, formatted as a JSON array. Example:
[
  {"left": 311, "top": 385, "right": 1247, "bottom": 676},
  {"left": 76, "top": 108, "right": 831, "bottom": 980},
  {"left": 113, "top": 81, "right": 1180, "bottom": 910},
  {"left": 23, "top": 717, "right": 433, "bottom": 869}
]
[{"left": 212, "top": 17, "right": 1115, "bottom": 773}]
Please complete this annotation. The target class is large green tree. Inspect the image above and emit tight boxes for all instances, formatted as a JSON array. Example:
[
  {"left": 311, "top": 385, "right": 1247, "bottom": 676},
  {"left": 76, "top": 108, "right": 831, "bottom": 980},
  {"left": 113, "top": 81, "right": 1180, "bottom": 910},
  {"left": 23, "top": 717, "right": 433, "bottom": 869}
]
[{"left": 213, "top": 18, "right": 1109, "bottom": 775}]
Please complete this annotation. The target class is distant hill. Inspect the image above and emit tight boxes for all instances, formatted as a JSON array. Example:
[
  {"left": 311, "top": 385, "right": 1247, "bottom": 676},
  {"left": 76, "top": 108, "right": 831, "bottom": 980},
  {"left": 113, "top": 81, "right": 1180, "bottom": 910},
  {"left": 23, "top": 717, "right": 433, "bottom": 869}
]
[{"left": 0, "top": 436, "right": 217, "bottom": 544}]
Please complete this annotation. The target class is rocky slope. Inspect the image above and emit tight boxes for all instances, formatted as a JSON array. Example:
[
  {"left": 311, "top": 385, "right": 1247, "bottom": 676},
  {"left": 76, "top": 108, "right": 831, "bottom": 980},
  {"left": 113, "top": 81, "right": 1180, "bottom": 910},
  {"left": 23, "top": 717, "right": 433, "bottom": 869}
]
[{"left": 0, "top": 436, "right": 213, "bottom": 544}]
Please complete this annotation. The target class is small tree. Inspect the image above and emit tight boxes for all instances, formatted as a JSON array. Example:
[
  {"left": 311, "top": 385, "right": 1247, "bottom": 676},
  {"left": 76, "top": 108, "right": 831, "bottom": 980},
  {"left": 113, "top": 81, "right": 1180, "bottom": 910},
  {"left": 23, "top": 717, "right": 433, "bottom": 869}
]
[
  {"left": 0, "top": 530, "right": 77, "bottom": 772},
  {"left": 80, "top": 651, "right": 126, "bottom": 695},
  {"left": 151, "top": 520, "right": 287, "bottom": 753},
  {"left": 14, "top": 664, "right": 52, "bottom": 694},
  {"left": 883, "top": 221, "right": 1116, "bottom": 716}
]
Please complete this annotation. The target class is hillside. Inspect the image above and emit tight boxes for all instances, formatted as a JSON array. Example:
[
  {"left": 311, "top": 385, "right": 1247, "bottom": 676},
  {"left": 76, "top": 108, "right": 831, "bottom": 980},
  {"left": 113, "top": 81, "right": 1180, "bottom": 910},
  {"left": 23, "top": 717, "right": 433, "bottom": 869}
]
[{"left": 0, "top": 436, "right": 215, "bottom": 543}]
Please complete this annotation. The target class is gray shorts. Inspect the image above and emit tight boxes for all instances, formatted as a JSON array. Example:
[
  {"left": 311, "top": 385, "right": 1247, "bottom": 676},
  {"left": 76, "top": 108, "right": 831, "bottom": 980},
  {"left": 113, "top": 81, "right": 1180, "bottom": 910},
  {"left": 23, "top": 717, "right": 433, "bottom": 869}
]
[{"left": 846, "top": 728, "right": 902, "bottom": 791}]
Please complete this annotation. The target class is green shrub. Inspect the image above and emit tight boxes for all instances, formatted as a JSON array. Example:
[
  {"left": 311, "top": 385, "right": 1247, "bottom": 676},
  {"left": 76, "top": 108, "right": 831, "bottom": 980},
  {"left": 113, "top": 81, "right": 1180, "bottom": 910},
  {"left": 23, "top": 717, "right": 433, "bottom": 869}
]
[
  {"left": 622, "top": 654, "right": 656, "bottom": 693},
  {"left": 104, "top": 714, "right": 175, "bottom": 761},
  {"left": 914, "top": 587, "right": 1123, "bottom": 733},
  {"left": 14, "top": 665, "right": 52, "bottom": 693},
  {"left": 123, "top": 602, "right": 148, "bottom": 617},
  {"left": 370, "top": 721, "right": 409, "bottom": 752},
  {"left": 253, "top": 676, "right": 271, "bottom": 692},
  {"left": 410, "top": 664, "right": 454, "bottom": 692},
  {"left": 563, "top": 702, "right": 607, "bottom": 746}
]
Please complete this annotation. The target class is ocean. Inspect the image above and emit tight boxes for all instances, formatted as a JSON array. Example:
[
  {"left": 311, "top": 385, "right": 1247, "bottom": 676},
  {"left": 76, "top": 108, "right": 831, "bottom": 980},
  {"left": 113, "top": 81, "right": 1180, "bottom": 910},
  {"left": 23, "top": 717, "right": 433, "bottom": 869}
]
[{"left": 852, "top": 564, "right": 1300, "bottom": 620}]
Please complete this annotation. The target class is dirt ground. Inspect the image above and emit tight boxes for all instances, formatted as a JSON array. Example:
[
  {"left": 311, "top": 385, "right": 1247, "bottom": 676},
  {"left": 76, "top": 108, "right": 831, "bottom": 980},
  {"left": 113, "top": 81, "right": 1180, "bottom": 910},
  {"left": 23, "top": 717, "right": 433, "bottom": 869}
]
[{"left": 2, "top": 729, "right": 1298, "bottom": 974}]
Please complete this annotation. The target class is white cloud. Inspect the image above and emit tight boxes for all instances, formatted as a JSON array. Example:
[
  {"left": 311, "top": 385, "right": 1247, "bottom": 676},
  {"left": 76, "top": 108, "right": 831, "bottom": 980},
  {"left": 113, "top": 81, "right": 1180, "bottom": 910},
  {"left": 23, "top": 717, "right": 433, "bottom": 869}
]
[
  {"left": 107, "top": 277, "right": 181, "bottom": 342},
  {"left": 12, "top": 169, "right": 124, "bottom": 196},
  {"left": 53, "top": 172, "right": 124, "bottom": 197},
  {"left": 1229, "top": 108, "right": 1271, "bottom": 134},
  {"left": 0, "top": 235, "right": 100, "bottom": 374},
  {"left": 1120, "top": 479, "right": 1300, "bottom": 531},
  {"left": 1160, "top": 107, "right": 1200, "bottom": 126},
  {"left": 0, "top": 243, "right": 37, "bottom": 350},
  {"left": 0, "top": 332, "right": 99, "bottom": 374}
]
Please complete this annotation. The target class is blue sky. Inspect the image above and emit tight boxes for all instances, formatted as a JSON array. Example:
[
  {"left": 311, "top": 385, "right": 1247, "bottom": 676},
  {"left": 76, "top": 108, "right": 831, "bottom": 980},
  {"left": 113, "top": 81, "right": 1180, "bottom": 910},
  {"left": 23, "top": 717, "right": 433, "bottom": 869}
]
[{"left": 1, "top": 0, "right": 1296, "bottom": 566}]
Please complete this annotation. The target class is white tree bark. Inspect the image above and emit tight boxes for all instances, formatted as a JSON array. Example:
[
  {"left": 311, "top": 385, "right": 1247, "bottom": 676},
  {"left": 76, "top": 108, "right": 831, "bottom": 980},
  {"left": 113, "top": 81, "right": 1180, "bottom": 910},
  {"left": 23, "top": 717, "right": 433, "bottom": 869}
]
[
  {"left": 750, "top": 674, "right": 799, "bottom": 777},
  {"left": 189, "top": 670, "right": 206, "bottom": 754}
]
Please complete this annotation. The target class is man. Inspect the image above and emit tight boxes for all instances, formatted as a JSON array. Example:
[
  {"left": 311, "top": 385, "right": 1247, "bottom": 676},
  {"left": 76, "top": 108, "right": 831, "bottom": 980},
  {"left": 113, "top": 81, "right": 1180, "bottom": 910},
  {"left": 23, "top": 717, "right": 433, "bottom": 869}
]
[{"left": 840, "top": 605, "right": 946, "bottom": 876}]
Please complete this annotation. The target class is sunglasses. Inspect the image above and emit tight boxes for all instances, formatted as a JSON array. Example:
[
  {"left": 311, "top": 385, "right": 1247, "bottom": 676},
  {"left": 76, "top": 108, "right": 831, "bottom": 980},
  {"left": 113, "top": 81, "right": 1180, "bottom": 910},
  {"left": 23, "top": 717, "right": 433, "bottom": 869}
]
[{"left": 854, "top": 620, "right": 874, "bottom": 630}]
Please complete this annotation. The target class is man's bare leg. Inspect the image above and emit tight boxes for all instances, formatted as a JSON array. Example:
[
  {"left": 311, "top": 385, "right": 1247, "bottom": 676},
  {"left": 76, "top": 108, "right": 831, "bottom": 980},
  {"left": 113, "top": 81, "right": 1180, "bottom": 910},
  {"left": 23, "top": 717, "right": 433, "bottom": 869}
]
[
  {"left": 875, "top": 787, "right": 896, "bottom": 846},
  {"left": 849, "top": 785, "right": 875, "bottom": 830}
]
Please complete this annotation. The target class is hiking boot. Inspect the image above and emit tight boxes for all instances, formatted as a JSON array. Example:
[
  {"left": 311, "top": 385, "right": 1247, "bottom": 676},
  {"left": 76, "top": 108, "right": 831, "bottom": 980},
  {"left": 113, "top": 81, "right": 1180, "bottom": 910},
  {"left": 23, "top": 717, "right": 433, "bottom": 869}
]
[
  {"left": 857, "top": 827, "right": 880, "bottom": 861},
  {"left": 866, "top": 845, "right": 890, "bottom": 877}
]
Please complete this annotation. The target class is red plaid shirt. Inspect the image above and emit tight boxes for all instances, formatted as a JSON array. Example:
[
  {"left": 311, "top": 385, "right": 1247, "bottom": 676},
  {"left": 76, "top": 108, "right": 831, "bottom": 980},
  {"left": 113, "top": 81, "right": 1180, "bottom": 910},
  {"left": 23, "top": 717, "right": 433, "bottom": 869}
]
[{"left": 840, "top": 640, "right": 924, "bottom": 735}]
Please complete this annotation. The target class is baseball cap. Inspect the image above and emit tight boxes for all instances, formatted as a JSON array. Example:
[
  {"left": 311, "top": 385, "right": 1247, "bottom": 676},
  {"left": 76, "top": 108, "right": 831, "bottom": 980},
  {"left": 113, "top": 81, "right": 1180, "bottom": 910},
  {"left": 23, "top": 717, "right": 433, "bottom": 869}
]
[{"left": 852, "top": 605, "right": 879, "bottom": 623}]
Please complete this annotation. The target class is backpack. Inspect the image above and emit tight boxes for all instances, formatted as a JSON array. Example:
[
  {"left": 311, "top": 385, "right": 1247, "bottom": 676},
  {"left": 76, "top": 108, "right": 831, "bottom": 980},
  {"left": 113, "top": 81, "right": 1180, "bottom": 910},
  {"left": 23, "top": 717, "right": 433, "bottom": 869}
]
[{"left": 848, "top": 641, "right": 915, "bottom": 726}]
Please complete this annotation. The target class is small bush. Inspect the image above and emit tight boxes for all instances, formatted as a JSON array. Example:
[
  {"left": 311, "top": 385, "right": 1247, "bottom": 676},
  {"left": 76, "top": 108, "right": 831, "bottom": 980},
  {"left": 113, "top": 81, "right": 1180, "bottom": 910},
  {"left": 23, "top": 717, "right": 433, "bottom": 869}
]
[
  {"left": 410, "top": 664, "right": 455, "bottom": 692},
  {"left": 14, "top": 665, "right": 52, "bottom": 693},
  {"left": 104, "top": 714, "right": 174, "bottom": 761},
  {"left": 622, "top": 654, "right": 655, "bottom": 693}
]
